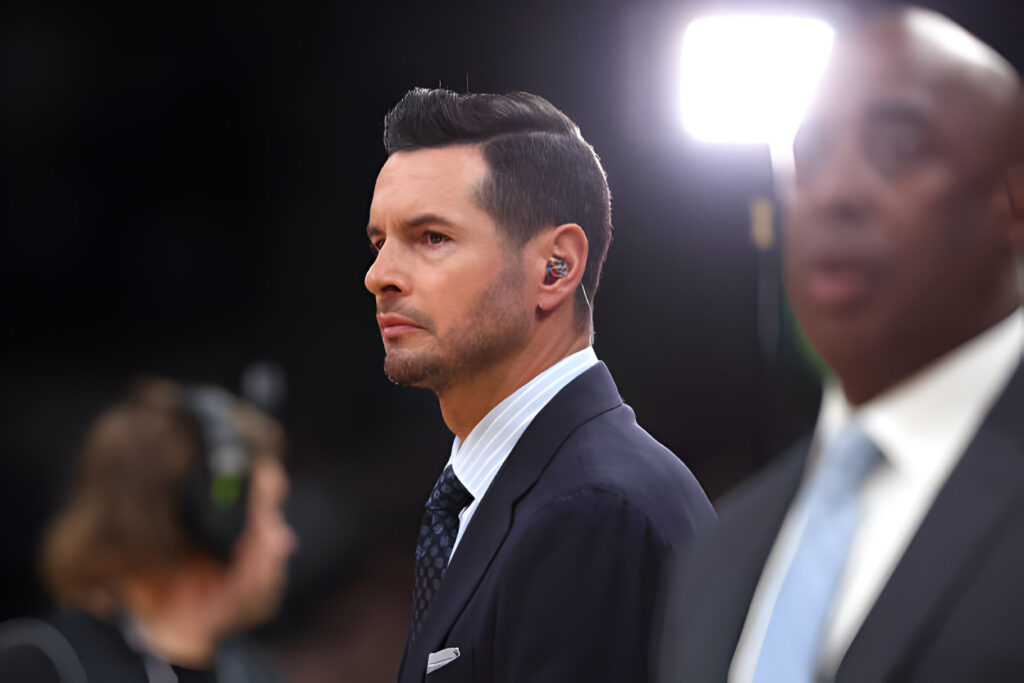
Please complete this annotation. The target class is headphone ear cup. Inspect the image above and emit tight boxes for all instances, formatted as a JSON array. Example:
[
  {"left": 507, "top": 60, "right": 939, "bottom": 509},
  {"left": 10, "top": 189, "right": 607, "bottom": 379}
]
[
  {"left": 180, "top": 387, "right": 252, "bottom": 563},
  {"left": 181, "top": 467, "right": 250, "bottom": 563}
]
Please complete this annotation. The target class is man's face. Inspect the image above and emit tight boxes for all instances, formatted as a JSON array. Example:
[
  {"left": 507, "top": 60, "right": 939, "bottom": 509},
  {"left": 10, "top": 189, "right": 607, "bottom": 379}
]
[
  {"left": 783, "top": 19, "right": 1017, "bottom": 381},
  {"left": 220, "top": 457, "right": 297, "bottom": 631},
  {"left": 365, "top": 145, "right": 531, "bottom": 394}
]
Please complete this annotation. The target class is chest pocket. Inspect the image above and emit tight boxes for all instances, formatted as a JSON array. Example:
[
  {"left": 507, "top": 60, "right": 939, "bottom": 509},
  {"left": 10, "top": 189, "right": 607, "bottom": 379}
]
[{"left": 425, "top": 646, "right": 472, "bottom": 683}]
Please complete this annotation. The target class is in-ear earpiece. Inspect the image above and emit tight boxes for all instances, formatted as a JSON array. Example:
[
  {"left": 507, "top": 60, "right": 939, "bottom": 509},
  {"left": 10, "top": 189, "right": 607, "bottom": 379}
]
[{"left": 545, "top": 258, "right": 569, "bottom": 284}]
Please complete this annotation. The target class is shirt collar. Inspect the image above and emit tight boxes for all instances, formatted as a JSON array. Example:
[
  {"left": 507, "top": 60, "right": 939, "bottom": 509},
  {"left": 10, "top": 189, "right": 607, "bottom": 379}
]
[
  {"left": 818, "top": 307, "right": 1023, "bottom": 479},
  {"left": 448, "top": 346, "right": 599, "bottom": 499}
]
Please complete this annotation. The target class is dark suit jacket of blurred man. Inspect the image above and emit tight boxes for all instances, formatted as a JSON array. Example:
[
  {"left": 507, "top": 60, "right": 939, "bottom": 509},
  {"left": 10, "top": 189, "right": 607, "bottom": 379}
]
[
  {"left": 660, "top": 358, "right": 1024, "bottom": 682},
  {"left": 400, "top": 362, "right": 714, "bottom": 683}
]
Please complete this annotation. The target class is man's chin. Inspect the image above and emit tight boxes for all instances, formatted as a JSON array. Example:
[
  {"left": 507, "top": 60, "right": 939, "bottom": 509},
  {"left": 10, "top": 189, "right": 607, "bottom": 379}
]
[
  {"left": 230, "top": 589, "right": 285, "bottom": 633},
  {"left": 384, "top": 353, "right": 443, "bottom": 389}
]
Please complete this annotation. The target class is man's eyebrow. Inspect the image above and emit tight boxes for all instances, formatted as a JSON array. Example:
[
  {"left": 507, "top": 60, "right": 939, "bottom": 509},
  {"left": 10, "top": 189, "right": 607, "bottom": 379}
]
[
  {"left": 406, "top": 213, "right": 457, "bottom": 229},
  {"left": 865, "top": 98, "right": 934, "bottom": 124},
  {"left": 366, "top": 213, "right": 457, "bottom": 240}
]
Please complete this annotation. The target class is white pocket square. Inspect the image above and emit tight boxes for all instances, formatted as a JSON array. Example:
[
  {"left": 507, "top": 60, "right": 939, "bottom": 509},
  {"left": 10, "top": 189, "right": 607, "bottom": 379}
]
[{"left": 426, "top": 647, "right": 461, "bottom": 674}]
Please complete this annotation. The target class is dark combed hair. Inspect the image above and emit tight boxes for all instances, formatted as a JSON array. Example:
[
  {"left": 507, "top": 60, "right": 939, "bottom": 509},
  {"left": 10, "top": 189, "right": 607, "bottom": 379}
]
[{"left": 383, "top": 88, "right": 613, "bottom": 316}]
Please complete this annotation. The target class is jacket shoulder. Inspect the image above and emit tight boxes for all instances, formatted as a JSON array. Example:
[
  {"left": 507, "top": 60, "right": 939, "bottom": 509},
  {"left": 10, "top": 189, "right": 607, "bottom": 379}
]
[{"left": 531, "top": 402, "right": 716, "bottom": 545}]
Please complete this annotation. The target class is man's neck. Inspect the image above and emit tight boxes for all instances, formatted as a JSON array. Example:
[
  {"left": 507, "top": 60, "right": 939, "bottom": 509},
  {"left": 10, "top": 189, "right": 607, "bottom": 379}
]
[
  {"left": 438, "top": 332, "right": 590, "bottom": 441},
  {"left": 839, "top": 298, "right": 1021, "bottom": 406}
]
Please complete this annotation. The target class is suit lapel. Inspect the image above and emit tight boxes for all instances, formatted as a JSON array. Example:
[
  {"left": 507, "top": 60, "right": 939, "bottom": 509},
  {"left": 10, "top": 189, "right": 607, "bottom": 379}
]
[
  {"left": 700, "top": 441, "right": 808, "bottom": 679},
  {"left": 839, "top": 362, "right": 1024, "bottom": 682},
  {"left": 402, "top": 363, "right": 623, "bottom": 680}
]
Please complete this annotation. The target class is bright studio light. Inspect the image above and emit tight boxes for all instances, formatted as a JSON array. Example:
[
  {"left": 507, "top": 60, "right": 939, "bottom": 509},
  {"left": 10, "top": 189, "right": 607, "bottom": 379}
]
[{"left": 679, "top": 15, "right": 834, "bottom": 147}]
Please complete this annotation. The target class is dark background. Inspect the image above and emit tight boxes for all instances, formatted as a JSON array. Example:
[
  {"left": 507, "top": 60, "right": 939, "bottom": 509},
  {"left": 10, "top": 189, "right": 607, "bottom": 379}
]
[{"left": 2, "top": 0, "right": 1020, "bottom": 680}]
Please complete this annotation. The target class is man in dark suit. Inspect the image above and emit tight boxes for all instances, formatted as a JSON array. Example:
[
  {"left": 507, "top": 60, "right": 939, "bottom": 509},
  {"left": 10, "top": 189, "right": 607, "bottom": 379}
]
[
  {"left": 364, "top": 88, "right": 714, "bottom": 682},
  {"left": 658, "top": 6, "right": 1024, "bottom": 683}
]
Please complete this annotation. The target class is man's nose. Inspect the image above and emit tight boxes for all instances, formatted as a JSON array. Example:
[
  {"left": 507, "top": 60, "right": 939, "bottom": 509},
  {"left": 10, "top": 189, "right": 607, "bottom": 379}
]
[
  {"left": 280, "top": 519, "right": 299, "bottom": 556},
  {"left": 801, "top": 134, "right": 874, "bottom": 227},
  {"left": 365, "top": 241, "right": 407, "bottom": 297}
]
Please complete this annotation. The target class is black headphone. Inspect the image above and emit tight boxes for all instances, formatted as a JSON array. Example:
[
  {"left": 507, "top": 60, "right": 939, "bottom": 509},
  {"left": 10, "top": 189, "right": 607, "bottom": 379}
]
[{"left": 179, "top": 386, "right": 252, "bottom": 563}]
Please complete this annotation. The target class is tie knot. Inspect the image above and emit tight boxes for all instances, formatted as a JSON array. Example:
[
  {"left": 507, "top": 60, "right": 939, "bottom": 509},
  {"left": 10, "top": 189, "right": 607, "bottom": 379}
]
[
  {"left": 814, "top": 422, "right": 884, "bottom": 498},
  {"left": 425, "top": 465, "right": 474, "bottom": 512}
]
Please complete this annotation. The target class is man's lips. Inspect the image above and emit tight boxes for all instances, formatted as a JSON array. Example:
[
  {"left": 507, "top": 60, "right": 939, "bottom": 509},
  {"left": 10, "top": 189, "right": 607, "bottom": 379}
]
[
  {"left": 376, "top": 313, "right": 425, "bottom": 339},
  {"left": 803, "top": 258, "right": 877, "bottom": 308}
]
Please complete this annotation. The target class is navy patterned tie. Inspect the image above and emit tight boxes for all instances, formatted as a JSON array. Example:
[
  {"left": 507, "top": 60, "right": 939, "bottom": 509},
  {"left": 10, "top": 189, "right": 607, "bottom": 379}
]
[{"left": 410, "top": 465, "right": 474, "bottom": 641}]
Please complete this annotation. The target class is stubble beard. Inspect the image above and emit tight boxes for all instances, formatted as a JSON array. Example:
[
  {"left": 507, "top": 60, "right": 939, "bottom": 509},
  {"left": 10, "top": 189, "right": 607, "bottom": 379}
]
[{"left": 383, "top": 264, "right": 531, "bottom": 394}]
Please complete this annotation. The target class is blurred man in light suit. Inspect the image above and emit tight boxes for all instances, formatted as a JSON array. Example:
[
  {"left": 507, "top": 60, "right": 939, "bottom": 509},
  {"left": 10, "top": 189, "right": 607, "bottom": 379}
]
[{"left": 659, "top": 6, "right": 1024, "bottom": 682}]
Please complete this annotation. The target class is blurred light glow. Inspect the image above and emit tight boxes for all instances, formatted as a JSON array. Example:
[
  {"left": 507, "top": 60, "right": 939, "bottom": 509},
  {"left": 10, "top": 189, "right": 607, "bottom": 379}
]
[{"left": 679, "top": 15, "right": 834, "bottom": 148}]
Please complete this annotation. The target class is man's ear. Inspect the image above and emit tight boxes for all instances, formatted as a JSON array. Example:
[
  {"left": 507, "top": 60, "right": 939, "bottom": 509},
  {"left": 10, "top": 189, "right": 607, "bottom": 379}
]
[
  {"left": 536, "top": 223, "right": 588, "bottom": 314},
  {"left": 1006, "top": 163, "right": 1024, "bottom": 252}
]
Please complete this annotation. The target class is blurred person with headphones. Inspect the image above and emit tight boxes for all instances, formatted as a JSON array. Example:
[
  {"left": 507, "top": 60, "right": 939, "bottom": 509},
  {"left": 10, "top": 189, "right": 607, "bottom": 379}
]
[{"left": 0, "top": 377, "right": 298, "bottom": 683}]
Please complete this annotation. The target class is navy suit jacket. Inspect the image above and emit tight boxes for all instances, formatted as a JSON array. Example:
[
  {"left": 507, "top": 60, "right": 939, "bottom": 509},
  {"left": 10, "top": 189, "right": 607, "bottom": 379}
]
[
  {"left": 658, "top": 361, "right": 1024, "bottom": 683},
  {"left": 398, "top": 362, "right": 714, "bottom": 683}
]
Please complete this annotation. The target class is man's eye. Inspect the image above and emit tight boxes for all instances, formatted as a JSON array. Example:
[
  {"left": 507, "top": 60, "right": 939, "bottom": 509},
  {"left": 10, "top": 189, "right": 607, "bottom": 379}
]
[
  {"left": 426, "top": 232, "right": 449, "bottom": 246},
  {"left": 865, "top": 119, "right": 926, "bottom": 176},
  {"left": 370, "top": 239, "right": 384, "bottom": 253}
]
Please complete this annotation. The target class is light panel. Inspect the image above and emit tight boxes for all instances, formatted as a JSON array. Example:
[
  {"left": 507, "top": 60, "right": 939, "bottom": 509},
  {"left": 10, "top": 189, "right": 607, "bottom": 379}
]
[{"left": 679, "top": 15, "right": 834, "bottom": 147}]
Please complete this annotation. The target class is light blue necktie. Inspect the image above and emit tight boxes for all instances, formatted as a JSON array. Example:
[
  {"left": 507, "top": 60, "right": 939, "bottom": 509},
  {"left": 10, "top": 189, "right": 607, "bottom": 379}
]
[{"left": 752, "top": 422, "right": 883, "bottom": 682}]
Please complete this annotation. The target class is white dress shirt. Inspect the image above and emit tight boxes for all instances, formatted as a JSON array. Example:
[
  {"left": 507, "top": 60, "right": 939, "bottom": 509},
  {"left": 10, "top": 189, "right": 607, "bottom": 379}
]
[
  {"left": 730, "top": 308, "right": 1024, "bottom": 683},
  {"left": 445, "top": 346, "right": 598, "bottom": 558}
]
